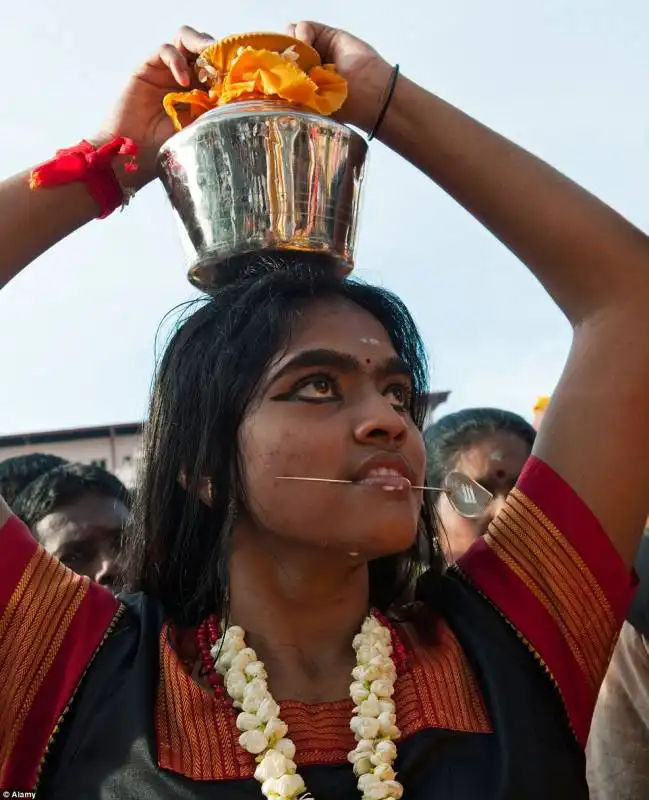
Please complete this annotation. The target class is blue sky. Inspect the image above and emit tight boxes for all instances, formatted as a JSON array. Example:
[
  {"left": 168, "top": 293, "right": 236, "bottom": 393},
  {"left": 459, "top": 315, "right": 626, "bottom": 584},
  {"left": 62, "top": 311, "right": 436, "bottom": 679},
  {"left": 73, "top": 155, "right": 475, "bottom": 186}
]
[{"left": 1, "top": 0, "right": 647, "bottom": 434}]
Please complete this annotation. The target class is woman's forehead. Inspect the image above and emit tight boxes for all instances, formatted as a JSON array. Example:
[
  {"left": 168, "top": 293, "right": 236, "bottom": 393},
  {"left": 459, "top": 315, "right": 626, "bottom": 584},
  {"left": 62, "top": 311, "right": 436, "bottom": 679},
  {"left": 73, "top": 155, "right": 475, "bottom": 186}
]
[{"left": 286, "top": 297, "right": 395, "bottom": 353}]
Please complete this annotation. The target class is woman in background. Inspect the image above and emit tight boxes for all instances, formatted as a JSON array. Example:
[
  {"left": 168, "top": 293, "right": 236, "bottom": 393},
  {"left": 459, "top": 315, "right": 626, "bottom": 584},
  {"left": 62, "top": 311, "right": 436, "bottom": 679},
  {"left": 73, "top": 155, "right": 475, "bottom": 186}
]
[{"left": 425, "top": 408, "right": 535, "bottom": 561}]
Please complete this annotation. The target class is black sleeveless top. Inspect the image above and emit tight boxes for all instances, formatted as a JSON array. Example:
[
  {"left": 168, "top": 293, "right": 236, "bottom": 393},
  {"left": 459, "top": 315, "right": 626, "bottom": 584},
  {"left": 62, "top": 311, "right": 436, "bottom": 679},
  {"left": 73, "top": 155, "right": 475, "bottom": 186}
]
[{"left": 38, "top": 573, "right": 587, "bottom": 799}]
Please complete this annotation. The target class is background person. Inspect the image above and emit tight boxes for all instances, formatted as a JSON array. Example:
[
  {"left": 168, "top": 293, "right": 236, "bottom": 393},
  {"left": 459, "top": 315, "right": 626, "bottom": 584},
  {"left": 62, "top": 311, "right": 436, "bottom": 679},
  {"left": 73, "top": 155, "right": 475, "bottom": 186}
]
[
  {"left": 425, "top": 408, "right": 535, "bottom": 561},
  {"left": 13, "top": 461, "right": 130, "bottom": 588}
]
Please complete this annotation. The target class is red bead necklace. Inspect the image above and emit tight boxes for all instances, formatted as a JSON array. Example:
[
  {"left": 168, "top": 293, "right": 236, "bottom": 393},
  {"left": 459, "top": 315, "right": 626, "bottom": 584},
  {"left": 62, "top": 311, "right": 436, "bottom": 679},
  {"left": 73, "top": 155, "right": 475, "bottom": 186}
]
[{"left": 196, "top": 613, "right": 226, "bottom": 699}]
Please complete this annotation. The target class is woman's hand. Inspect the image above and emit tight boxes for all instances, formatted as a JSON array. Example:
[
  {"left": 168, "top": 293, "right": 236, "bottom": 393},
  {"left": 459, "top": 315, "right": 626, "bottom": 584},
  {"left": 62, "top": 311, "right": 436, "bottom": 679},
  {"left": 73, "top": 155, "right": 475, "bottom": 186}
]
[
  {"left": 102, "top": 22, "right": 389, "bottom": 186},
  {"left": 287, "top": 22, "right": 392, "bottom": 132},
  {"left": 100, "top": 25, "right": 215, "bottom": 189}
]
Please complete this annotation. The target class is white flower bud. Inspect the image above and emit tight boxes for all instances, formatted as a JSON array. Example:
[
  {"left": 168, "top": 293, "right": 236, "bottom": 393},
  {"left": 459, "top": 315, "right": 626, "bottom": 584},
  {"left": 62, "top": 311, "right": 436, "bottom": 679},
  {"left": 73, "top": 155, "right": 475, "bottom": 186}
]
[
  {"left": 357, "top": 644, "right": 375, "bottom": 663},
  {"left": 261, "top": 777, "right": 280, "bottom": 797},
  {"left": 365, "top": 784, "right": 390, "bottom": 800},
  {"left": 213, "top": 653, "right": 233, "bottom": 673},
  {"left": 350, "top": 716, "right": 380, "bottom": 740},
  {"left": 223, "top": 631, "right": 245, "bottom": 653},
  {"left": 253, "top": 748, "right": 291, "bottom": 781},
  {"left": 245, "top": 660, "right": 268, "bottom": 680},
  {"left": 379, "top": 699, "right": 396, "bottom": 715},
  {"left": 353, "top": 756, "right": 373, "bottom": 776},
  {"left": 275, "top": 773, "right": 306, "bottom": 797},
  {"left": 358, "top": 772, "right": 381, "bottom": 791},
  {"left": 236, "top": 711, "right": 261, "bottom": 732},
  {"left": 374, "top": 763, "right": 396, "bottom": 781},
  {"left": 352, "top": 664, "right": 381, "bottom": 683},
  {"left": 384, "top": 779, "right": 404, "bottom": 798},
  {"left": 362, "top": 617, "right": 381, "bottom": 634},
  {"left": 225, "top": 670, "right": 247, "bottom": 700},
  {"left": 370, "top": 740, "right": 397, "bottom": 765},
  {"left": 348, "top": 748, "right": 367, "bottom": 764},
  {"left": 378, "top": 711, "right": 397, "bottom": 735},
  {"left": 210, "top": 642, "right": 226, "bottom": 660},
  {"left": 350, "top": 681, "right": 370, "bottom": 704},
  {"left": 274, "top": 737, "right": 296, "bottom": 760},
  {"left": 230, "top": 648, "right": 257, "bottom": 671},
  {"left": 370, "top": 679, "right": 394, "bottom": 698},
  {"left": 281, "top": 45, "right": 300, "bottom": 63},
  {"left": 256, "top": 696, "right": 280, "bottom": 723},
  {"left": 264, "top": 717, "right": 289, "bottom": 742},
  {"left": 359, "top": 694, "right": 381, "bottom": 718},
  {"left": 242, "top": 678, "right": 268, "bottom": 713},
  {"left": 377, "top": 626, "right": 392, "bottom": 644},
  {"left": 374, "top": 641, "right": 392, "bottom": 658},
  {"left": 239, "top": 729, "right": 268, "bottom": 754},
  {"left": 225, "top": 625, "right": 245, "bottom": 640}
]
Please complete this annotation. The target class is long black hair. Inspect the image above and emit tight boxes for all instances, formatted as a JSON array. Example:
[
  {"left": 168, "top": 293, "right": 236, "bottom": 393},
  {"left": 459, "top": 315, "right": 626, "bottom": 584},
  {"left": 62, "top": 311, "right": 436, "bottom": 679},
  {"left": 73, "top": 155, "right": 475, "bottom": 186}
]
[
  {"left": 125, "top": 257, "right": 442, "bottom": 626},
  {"left": 425, "top": 407, "right": 536, "bottom": 488}
]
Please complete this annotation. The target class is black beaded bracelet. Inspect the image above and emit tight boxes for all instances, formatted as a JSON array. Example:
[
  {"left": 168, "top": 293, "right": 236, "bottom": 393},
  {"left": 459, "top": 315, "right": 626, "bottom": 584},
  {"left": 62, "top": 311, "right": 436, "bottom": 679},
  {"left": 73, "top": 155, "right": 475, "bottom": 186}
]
[{"left": 368, "top": 64, "right": 400, "bottom": 142}]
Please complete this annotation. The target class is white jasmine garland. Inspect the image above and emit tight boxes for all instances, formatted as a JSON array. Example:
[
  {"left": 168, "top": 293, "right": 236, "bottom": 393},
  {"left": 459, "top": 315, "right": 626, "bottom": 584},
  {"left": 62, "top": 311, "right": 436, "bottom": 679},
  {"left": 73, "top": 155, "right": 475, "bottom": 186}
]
[{"left": 211, "top": 612, "right": 403, "bottom": 800}]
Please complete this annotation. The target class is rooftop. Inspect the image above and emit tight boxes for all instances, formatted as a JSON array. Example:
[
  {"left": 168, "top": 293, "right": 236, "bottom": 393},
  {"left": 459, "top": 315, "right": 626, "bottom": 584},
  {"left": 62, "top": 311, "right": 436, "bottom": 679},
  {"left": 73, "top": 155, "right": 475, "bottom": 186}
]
[{"left": 0, "top": 422, "right": 143, "bottom": 448}]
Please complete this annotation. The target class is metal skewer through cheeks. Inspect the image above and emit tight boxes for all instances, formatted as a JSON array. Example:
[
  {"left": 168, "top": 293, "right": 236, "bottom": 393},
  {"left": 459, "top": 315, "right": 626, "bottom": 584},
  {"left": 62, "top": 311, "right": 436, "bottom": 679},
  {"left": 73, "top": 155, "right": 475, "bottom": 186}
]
[{"left": 275, "top": 471, "right": 493, "bottom": 519}]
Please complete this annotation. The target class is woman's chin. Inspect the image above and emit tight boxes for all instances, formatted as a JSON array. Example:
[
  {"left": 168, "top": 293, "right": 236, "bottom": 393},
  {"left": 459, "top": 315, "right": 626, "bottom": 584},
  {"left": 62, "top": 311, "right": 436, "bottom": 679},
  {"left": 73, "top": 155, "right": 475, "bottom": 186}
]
[{"left": 345, "top": 526, "right": 419, "bottom": 560}]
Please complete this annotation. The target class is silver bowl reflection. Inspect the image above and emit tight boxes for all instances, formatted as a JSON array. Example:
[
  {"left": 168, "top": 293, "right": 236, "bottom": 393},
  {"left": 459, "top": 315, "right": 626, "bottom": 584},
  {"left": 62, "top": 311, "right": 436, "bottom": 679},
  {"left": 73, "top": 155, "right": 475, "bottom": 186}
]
[{"left": 157, "top": 99, "right": 368, "bottom": 291}]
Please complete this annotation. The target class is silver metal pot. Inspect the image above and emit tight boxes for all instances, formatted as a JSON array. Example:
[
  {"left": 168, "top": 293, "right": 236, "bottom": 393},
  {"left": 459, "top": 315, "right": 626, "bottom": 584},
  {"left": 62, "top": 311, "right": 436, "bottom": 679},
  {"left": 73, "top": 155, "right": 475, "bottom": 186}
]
[{"left": 157, "top": 99, "right": 368, "bottom": 291}]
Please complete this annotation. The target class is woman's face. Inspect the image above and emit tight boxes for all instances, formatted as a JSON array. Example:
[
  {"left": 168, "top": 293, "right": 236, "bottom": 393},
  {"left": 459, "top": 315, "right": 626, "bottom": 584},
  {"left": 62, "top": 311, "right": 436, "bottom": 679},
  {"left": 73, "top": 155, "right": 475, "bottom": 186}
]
[
  {"left": 237, "top": 298, "right": 427, "bottom": 559},
  {"left": 437, "top": 431, "right": 531, "bottom": 562}
]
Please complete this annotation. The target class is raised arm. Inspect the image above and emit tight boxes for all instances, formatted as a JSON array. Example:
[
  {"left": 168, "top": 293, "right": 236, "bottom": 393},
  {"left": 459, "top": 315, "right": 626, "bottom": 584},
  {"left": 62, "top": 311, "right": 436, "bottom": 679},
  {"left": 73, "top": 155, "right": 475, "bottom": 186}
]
[
  {"left": 0, "top": 26, "right": 214, "bottom": 290},
  {"left": 295, "top": 21, "right": 649, "bottom": 568}
]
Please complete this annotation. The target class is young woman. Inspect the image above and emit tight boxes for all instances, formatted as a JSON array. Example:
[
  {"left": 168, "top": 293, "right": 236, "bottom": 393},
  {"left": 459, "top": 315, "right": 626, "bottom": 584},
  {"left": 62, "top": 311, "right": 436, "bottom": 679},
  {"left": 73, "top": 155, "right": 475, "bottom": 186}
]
[
  {"left": 1, "top": 20, "right": 648, "bottom": 800},
  {"left": 425, "top": 408, "right": 536, "bottom": 561}
]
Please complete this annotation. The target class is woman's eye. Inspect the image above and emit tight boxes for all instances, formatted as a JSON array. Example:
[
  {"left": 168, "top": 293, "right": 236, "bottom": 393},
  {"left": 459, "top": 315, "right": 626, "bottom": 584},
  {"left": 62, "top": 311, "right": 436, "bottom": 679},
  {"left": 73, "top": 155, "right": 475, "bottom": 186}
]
[
  {"left": 386, "top": 384, "right": 412, "bottom": 409},
  {"left": 295, "top": 376, "right": 337, "bottom": 399}
]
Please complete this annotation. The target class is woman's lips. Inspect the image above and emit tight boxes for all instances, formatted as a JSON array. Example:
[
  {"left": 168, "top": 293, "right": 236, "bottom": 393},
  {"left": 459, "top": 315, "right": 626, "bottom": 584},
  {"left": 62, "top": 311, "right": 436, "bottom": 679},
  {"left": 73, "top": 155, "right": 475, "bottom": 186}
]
[{"left": 355, "top": 467, "right": 413, "bottom": 491}]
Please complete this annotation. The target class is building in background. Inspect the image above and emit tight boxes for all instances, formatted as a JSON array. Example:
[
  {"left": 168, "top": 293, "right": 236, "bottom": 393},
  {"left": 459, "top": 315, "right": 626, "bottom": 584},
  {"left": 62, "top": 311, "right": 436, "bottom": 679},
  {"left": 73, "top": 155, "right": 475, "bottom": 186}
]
[
  {"left": 0, "top": 391, "right": 450, "bottom": 491},
  {"left": 0, "top": 423, "right": 143, "bottom": 489}
]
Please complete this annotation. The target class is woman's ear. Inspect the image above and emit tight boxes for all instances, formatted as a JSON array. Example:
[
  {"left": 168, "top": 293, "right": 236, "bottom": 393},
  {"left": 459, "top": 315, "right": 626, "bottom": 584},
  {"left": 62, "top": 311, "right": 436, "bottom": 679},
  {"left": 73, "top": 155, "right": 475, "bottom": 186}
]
[{"left": 178, "top": 470, "right": 213, "bottom": 506}]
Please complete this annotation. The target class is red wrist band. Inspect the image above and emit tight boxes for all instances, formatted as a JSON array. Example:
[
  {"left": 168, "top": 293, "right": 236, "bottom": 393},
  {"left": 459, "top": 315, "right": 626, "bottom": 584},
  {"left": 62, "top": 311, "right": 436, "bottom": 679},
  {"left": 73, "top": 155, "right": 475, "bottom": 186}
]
[{"left": 29, "top": 137, "right": 139, "bottom": 219}]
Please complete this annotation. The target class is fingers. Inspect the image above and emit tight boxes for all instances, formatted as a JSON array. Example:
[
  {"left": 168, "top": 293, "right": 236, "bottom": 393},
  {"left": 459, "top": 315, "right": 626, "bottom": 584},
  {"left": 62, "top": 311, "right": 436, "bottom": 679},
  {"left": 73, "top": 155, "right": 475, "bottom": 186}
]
[
  {"left": 174, "top": 25, "right": 215, "bottom": 58},
  {"left": 155, "top": 27, "right": 215, "bottom": 88},
  {"left": 286, "top": 20, "right": 318, "bottom": 46},
  {"left": 294, "top": 21, "right": 318, "bottom": 45},
  {"left": 287, "top": 21, "right": 342, "bottom": 64},
  {"left": 158, "top": 44, "right": 192, "bottom": 87}
]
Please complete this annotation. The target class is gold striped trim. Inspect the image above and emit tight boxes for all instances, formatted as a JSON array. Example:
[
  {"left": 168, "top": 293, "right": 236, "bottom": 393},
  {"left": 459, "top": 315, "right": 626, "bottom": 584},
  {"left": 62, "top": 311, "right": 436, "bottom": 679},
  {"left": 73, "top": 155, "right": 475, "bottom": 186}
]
[
  {"left": 483, "top": 487, "right": 617, "bottom": 694},
  {"left": 0, "top": 548, "right": 89, "bottom": 767}
]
